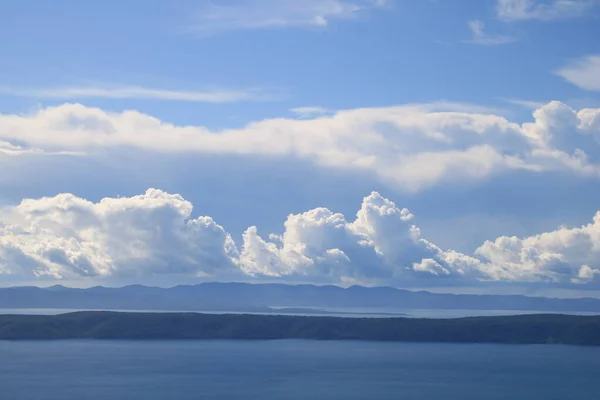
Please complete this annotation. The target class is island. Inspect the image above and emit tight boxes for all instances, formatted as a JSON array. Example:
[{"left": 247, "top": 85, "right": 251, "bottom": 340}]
[{"left": 0, "top": 312, "right": 599, "bottom": 345}]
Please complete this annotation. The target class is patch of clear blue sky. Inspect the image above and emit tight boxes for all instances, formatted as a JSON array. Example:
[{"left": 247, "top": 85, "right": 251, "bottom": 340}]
[{"left": 1, "top": 0, "right": 599, "bottom": 128}]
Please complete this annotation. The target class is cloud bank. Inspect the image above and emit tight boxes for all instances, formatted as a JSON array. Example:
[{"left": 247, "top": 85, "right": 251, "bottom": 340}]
[
  {"left": 2, "top": 101, "right": 600, "bottom": 192},
  {"left": 1, "top": 189, "right": 600, "bottom": 288}
]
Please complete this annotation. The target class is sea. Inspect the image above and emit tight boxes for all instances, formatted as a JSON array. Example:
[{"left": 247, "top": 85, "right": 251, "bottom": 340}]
[{"left": 0, "top": 340, "right": 598, "bottom": 399}]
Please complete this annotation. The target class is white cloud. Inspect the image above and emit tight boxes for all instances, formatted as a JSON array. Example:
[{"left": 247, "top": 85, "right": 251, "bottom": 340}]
[
  {"left": 3, "top": 189, "right": 600, "bottom": 287},
  {"left": 188, "top": 0, "right": 387, "bottom": 34},
  {"left": 500, "top": 98, "right": 548, "bottom": 109},
  {"left": 466, "top": 20, "right": 517, "bottom": 45},
  {"left": 0, "top": 85, "right": 275, "bottom": 103},
  {"left": 413, "top": 259, "right": 451, "bottom": 276},
  {"left": 0, "top": 190, "right": 479, "bottom": 285},
  {"left": 2, "top": 101, "right": 600, "bottom": 192},
  {"left": 0, "top": 140, "right": 83, "bottom": 157},
  {"left": 556, "top": 55, "right": 600, "bottom": 92},
  {"left": 496, "top": 0, "right": 596, "bottom": 21},
  {"left": 289, "top": 107, "right": 332, "bottom": 118},
  {"left": 573, "top": 265, "right": 600, "bottom": 284},
  {"left": 0, "top": 141, "right": 45, "bottom": 157},
  {"left": 0, "top": 189, "right": 239, "bottom": 280},
  {"left": 475, "top": 211, "right": 600, "bottom": 284},
  {"left": 239, "top": 191, "right": 482, "bottom": 283}
]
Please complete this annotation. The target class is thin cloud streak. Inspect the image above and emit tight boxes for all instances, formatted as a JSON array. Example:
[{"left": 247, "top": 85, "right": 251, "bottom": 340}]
[
  {"left": 0, "top": 85, "right": 279, "bottom": 103},
  {"left": 499, "top": 98, "right": 547, "bottom": 109},
  {"left": 186, "top": 0, "right": 387, "bottom": 35}
]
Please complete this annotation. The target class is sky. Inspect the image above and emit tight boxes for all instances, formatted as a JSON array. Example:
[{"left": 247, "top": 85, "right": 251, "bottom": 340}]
[{"left": 1, "top": 0, "right": 600, "bottom": 296}]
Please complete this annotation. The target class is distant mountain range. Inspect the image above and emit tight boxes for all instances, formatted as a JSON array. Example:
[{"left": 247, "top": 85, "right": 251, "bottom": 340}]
[{"left": 1, "top": 283, "right": 600, "bottom": 313}]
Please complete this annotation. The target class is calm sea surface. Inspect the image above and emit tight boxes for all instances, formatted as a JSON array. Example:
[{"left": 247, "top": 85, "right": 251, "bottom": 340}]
[{"left": 0, "top": 340, "right": 598, "bottom": 400}]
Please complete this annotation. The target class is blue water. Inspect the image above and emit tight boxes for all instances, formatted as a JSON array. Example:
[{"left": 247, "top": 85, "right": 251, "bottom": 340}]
[{"left": 0, "top": 340, "right": 598, "bottom": 399}]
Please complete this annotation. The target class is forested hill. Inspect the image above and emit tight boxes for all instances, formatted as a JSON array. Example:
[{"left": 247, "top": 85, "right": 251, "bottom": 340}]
[{"left": 0, "top": 312, "right": 599, "bottom": 345}]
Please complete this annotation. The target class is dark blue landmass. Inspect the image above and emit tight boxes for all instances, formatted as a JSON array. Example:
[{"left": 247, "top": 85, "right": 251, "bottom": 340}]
[{"left": 0, "top": 311, "right": 599, "bottom": 345}]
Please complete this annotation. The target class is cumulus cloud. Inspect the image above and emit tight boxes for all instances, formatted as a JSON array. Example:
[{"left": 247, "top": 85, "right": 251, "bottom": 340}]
[
  {"left": 475, "top": 211, "right": 600, "bottom": 284},
  {"left": 187, "top": 0, "right": 387, "bottom": 35},
  {"left": 3, "top": 101, "right": 600, "bottom": 192},
  {"left": 496, "top": 0, "right": 596, "bottom": 21},
  {"left": 2, "top": 189, "right": 600, "bottom": 287},
  {"left": 556, "top": 55, "right": 600, "bottom": 92},
  {"left": 0, "top": 190, "right": 481, "bottom": 285},
  {"left": 573, "top": 265, "right": 600, "bottom": 284},
  {"left": 0, "top": 189, "right": 239, "bottom": 281},
  {"left": 238, "top": 192, "right": 466, "bottom": 283}
]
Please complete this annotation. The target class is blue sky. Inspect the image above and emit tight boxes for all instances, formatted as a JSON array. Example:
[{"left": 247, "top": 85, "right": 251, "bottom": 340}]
[
  {"left": 2, "top": 0, "right": 599, "bottom": 125},
  {"left": 1, "top": 0, "right": 600, "bottom": 295}
]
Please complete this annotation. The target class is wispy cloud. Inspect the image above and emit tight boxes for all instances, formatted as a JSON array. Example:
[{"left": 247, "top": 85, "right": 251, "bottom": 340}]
[
  {"left": 556, "top": 55, "right": 600, "bottom": 91},
  {"left": 499, "top": 98, "right": 547, "bottom": 109},
  {"left": 289, "top": 107, "right": 332, "bottom": 118},
  {"left": 187, "top": 0, "right": 387, "bottom": 35},
  {"left": 496, "top": 0, "right": 596, "bottom": 21},
  {"left": 0, "top": 85, "right": 278, "bottom": 103},
  {"left": 0, "top": 140, "right": 83, "bottom": 157},
  {"left": 465, "top": 20, "right": 517, "bottom": 45}
]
